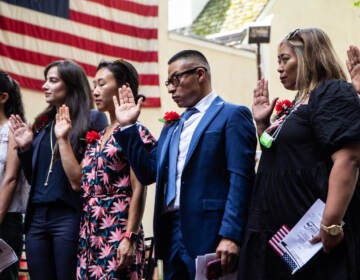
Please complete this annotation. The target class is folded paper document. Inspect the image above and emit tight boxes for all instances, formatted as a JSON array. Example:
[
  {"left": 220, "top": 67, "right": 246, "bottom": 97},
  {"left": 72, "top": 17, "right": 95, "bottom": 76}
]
[
  {"left": 195, "top": 252, "right": 237, "bottom": 280},
  {"left": 268, "top": 199, "right": 326, "bottom": 274},
  {"left": 0, "top": 238, "right": 18, "bottom": 272}
]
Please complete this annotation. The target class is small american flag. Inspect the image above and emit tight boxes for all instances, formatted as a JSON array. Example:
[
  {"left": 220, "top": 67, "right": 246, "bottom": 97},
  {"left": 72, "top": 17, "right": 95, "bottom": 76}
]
[
  {"left": 268, "top": 224, "right": 299, "bottom": 273},
  {"left": 268, "top": 224, "right": 290, "bottom": 256}
]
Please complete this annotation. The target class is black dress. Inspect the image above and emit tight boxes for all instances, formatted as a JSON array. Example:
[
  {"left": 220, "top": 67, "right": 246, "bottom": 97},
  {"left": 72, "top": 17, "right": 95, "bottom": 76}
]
[{"left": 239, "top": 80, "right": 360, "bottom": 280}]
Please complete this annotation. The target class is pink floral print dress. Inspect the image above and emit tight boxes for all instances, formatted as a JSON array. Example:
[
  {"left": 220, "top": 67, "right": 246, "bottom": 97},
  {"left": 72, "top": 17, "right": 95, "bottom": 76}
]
[{"left": 76, "top": 124, "right": 155, "bottom": 280}]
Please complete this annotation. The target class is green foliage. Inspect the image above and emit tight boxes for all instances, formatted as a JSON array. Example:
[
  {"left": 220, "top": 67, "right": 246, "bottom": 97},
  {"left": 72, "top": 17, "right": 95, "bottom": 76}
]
[
  {"left": 189, "top": 0, "right": 268, "bottom": 37},
  {"left": 354, "top": 1, "right": 360, "bottom": 7},
  {"left": 190, "top": 0, "right": 231, "bottom": 36}
]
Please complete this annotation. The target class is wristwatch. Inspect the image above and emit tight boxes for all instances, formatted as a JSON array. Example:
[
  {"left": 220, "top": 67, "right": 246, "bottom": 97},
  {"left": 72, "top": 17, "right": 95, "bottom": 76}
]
[
  {"left": 124, "top": 231, "right": 139, "bottom": 242},
  {"left": 320, "top": 224, "right": 343, "bottom": 236}
]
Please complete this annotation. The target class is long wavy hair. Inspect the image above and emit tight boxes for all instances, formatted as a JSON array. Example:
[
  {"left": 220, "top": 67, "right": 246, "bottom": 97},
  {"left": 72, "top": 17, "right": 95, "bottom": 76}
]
[
  {"left": 37, "top": 60, "right": 92, "bottom": 160},
  {"left": 281, "top": 28, "right": 346, "bottom": 101},
  {"left": 0, "top": 71, "right": 25, "bottom": 120}
]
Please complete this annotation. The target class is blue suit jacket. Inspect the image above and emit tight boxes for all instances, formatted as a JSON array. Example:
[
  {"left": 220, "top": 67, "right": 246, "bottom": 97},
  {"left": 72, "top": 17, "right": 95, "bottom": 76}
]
[{"left": 114, "top": 96, "right": 256, "bottom": 258}]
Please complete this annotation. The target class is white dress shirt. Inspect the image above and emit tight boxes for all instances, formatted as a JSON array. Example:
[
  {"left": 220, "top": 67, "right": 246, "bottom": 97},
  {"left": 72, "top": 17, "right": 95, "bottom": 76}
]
[{"left": 169, "top": 91, "right": 218, "bottom": 209}]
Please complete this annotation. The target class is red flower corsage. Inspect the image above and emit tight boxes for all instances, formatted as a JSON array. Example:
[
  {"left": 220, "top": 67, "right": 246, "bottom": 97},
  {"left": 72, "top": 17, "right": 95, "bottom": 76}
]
[
  {"left": 84, "top": 130, "right": 101, "bottom": 144},
  {"left": 159, "top": 111, "right": 180, "bottom": 126},
  {"left": 33, "top": 114, "right": 50, "bottom": 133},
  {"left": 275, "top": 99, "right": 293, "bottom": 118}
]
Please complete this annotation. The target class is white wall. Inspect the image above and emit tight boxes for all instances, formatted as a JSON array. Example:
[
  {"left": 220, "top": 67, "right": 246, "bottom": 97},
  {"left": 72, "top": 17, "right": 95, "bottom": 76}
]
[
  {"left": 168, "top": 0, "right": 209, "bottom": 30},
  {"left": 263, "top": 0, "right": 360, "bottom": 101}
]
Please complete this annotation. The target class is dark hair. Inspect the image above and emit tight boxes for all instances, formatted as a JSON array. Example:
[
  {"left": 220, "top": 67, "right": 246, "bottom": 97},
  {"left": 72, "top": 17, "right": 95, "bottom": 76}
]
[
  {"left": 97, "top": 59, "right": 143, "bottom": 103},
  {"left": 0, "top": 71, "right": 25, "bottom": 120},
  {"left": 38, "top": 60, "right": 92, "bottom": 159},
  {"left": 168, "top": 50, "right": 211, "bottom": 79}
]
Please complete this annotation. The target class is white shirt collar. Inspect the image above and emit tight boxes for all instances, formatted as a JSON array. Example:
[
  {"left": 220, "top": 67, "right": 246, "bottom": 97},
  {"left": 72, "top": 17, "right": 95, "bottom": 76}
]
[{"left": 193, "top": 91, "right": 217, "bottom": 114}]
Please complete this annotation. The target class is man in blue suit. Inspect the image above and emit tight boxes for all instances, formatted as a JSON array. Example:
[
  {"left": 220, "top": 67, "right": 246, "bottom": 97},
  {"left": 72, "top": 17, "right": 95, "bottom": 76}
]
[{"left": 113, "top": 50, "right": 256, "bottom": 279}]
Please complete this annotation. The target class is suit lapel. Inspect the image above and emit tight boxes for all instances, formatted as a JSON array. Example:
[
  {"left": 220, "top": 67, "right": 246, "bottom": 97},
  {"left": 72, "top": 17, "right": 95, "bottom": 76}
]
[{"left": 184, "top": 97, "right": 224, "bottom": 167}]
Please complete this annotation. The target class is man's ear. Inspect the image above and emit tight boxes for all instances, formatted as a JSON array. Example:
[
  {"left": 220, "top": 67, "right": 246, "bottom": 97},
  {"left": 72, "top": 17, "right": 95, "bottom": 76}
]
[
  {"left": 197, "top": 67, "right": 207, "bottom": 82},
  {"left": 0, "top": 92, "right": 9, "bottom": 104}
]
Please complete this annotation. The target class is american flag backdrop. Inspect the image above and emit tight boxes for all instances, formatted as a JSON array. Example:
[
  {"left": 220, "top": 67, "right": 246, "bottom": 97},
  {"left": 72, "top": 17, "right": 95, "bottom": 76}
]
[{"left": 0, "top": 0, "right": 161, "bottom": 107}]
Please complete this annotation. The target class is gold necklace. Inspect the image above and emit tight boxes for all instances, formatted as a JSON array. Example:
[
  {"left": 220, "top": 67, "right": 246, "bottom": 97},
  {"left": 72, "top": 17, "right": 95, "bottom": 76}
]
[{"left": 44, "top": 121, "right": 57, "bottom": 186}]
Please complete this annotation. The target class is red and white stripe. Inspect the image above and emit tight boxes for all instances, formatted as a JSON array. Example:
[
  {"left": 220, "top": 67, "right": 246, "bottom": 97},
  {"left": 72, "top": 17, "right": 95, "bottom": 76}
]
[
  {"left": 268, "top": 224, "right": 290, "bottom": 257},
  {"left": 0, "top": 0, "right": 160, "bottom": 107}
]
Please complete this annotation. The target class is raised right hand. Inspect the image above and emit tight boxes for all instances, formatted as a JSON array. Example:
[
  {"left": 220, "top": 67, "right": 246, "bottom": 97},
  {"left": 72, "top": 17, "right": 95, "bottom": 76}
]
[
  {"left": 55, "top": 104, "right": 72, "bottom": 141},
  {"left": 113, "top": 85, "right": 143, "bottom": 127},
  {"left": 252, "top": 79, "right": 278, "bottom": 125},
  {"left": 9, "top": 114, "right": 34, "bottom": 150},
  {"left": 346, "top": 45, "right": 360, "bottom": 93}
]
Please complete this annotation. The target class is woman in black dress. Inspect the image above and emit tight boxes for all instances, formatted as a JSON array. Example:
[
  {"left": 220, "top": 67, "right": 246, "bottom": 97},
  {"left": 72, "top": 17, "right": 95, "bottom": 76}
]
[{"left": 239, "top": 28, "right": 360, "bottom": 279}]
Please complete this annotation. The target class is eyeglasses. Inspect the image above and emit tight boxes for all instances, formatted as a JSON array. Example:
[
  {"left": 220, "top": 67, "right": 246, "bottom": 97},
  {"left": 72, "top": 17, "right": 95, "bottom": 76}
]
[
  {"left": 165, "top": 67, "right": 206, "bottom": 87},
  {"left": 286, "top": 28, "right": 301, "bottom": 40}
]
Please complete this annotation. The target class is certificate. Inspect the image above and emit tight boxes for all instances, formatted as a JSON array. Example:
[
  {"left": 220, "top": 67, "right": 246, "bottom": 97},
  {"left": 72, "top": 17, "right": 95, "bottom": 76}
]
[
  {"left": 195, "top": 253, "right": 237, "bottom": 280},
  {"left": 0, "top": 238, "right": 18, "bottom": 272},
  {"left": 269, "top": 199, "right": 326, "bottom": 274}
]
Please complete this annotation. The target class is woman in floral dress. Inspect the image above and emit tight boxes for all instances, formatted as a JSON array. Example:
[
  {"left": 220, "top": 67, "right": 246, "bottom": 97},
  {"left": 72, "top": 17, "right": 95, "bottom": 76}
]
[
  {"left": 54, "top": 59, "right": 155, "bottom": 279},
  {"left": 77, "top": 60, "right": 155, "bottom": 280},
  {"left": 77, "top": 123, "right": 154, "bottom": 280}
]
